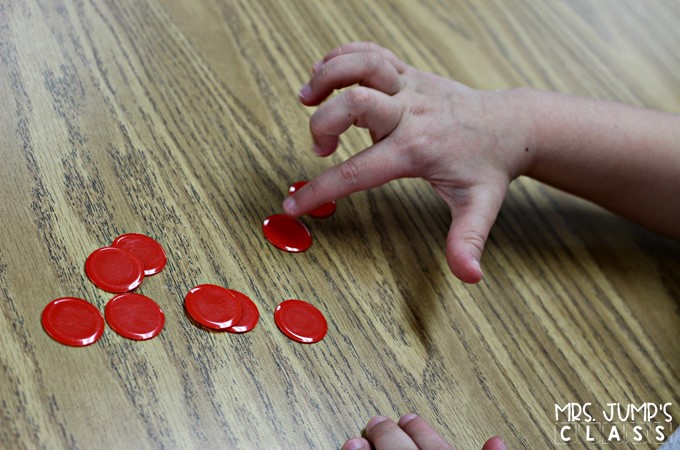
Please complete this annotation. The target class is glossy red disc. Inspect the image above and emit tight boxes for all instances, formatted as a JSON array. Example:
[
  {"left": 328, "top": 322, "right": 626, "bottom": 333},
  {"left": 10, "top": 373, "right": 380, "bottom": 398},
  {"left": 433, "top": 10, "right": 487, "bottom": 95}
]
[
  {"left": 105, "top": 293, "right": 165, "bottom": 340},
  {"left": 41, "top": 297, "right": 105, "bottom": 347},
  {"left": 185, "top": 284, "right": 242, "bottom": 330},
  {"left": 224, "top": 289, "right": 260, "bottom": 334},
  {"left": 85, "top": 246, "right": 144, "bottom": 293},
  {"left": 111, "top": 233, "right": 167, "bottom": 276},
  {"left": 262, "top": 214, "right": 312, "bottom": 252},
  {"left": 274, "top": 299, "right": 328, "bottom": 344},
  {"left": 289, "top": 181, "right": 337, "bottom": 218}
]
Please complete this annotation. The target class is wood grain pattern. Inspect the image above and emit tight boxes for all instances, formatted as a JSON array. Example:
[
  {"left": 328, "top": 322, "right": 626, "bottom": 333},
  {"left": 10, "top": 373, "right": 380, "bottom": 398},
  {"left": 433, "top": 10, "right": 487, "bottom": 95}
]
[{"left": 1, "top": 1, "right": 678, "bottom": 448}]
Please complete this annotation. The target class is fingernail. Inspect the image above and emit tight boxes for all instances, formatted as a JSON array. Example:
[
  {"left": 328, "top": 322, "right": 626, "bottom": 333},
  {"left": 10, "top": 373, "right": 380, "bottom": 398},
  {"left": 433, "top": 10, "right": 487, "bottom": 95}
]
[
  {"left": 365, "top": 416, "right": 389, "bottom": 431},
  {"left": 283, "top": 196, "right": 296, "bottom": 215},
  {"left": 312, "top": 143, "right": 323, "bottom": 155},
  {"left": 500, "top": 438, "right": 508, "bottom": 450},
  {"left": 399, "top": 413, "right": 418, "bottom": 426},
  {"left": 312, "top": 61, "right": 322, "bottom": 73},
  {"left": 299, "top": 84, "right": 312, "bottom": 100}
]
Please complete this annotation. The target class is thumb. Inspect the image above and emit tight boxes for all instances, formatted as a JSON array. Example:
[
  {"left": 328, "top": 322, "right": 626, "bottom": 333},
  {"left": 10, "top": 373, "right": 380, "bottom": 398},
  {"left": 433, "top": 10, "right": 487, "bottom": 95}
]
[{"left": 443, "top": 183, "right": 506, "bottom": 283}]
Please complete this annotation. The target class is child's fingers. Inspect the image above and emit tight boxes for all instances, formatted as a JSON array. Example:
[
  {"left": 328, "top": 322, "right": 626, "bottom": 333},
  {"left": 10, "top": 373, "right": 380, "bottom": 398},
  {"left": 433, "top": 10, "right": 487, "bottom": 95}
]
[
  {"left": 443, "top": 182, "right": 507, "bottom": 283},
  {"left": 300, "top": 52, "right": 404, "bottom": 106},
  {"left": 283, "top": 138, "right": 411, "bottom": 216},
  {"left": 320, "top": 42, "right": 407, "bottom": 71},
  {"left": 309, "top": 87, "right": 402, "bottom": 156},
  {"left": 362, "top": 416, "right": 418, "bottom": 450},
  {"left": 397, "top": 414, "right": 454, "bottom": 450},
  {"left": 341, "top": 437, "right": 371, "bottom": 450},
  {"left": 482, "top": 436, "right": 508, "bottom": 450}
]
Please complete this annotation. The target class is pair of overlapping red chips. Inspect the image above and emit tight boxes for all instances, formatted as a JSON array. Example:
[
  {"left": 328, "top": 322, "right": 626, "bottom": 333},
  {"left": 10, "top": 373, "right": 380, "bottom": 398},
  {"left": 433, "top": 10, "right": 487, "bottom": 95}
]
[
  {"left": 262, "top": 181, "right": 336, "bottom": 252},
  {"left": 41, "top": 233, "right": 169, "bottom": 346},
  {"left": 185, "top": 285, "right": 327, "bottom": 344}
]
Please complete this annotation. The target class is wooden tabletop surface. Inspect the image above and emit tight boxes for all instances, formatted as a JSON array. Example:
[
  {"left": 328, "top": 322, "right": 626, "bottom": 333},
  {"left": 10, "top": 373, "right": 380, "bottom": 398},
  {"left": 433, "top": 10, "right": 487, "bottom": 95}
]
[{"left": 1, "top": 1, "right": 678, "bottom": 449}]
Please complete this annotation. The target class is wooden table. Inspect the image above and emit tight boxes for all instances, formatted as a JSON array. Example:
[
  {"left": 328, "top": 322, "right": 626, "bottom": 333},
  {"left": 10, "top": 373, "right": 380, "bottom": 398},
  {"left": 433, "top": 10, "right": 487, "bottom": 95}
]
[{"left": 1, "top": 1, "right": 678, "bottom": 448}]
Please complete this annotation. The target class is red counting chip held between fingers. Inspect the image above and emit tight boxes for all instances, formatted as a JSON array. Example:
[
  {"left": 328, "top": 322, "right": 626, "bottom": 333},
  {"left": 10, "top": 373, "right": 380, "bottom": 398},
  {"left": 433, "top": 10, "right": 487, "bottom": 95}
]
[
  {"left": 289, "top": 181, "right": 337, "bottom": 218},
  {"left": 111, "top": 233, "right": 167, "bottom": 276},
  {"left": 262, "top": 214, "right": 312, "bottom": 253},
  {"left": 105, "top": 293, "right": 165, "bottom": 341},
  {"left": 224, "top": 289, "right": 259, "bottom": 334},
  {"left": 41, "top": 297, "right": 105, "bottom": 347},
  {"left": 85, "top": 246, "right": 145, "bottom": 293},
  {"left": 185, "top": 284, "right": 242, "bottom": 330},
  {"left": 274, "top": 299, "right": 328, "bottom": 344}
]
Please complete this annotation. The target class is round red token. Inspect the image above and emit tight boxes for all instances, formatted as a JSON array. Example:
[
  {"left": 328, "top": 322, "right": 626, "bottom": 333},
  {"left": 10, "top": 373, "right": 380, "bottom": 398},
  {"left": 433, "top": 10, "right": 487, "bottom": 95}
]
[
  {"left": 184, "top": 284, "right": 242, "bottom": 330},
  {"left": 85, "top": 246, "right": 145, "bottom": 293},
  {"left": 274, "top": 299, "right": 328, "bottom": 344},
  {"left": 41, "top": 297, "right": 105, "bottom": 347},
  {"left": 262, "top": 214, "right": 312, "bottom": 253},
  {"left": 224, "top": 289, "right": 259, "bottom": 334},
  {"left": 111, "top": 233, "right": 167, "bottom": 276},
  {"left": 105, "top": 293, "right": 165, "bottom": 341},
  {"left": 289, "top": 181, "right": 337, "bottom": 218}
]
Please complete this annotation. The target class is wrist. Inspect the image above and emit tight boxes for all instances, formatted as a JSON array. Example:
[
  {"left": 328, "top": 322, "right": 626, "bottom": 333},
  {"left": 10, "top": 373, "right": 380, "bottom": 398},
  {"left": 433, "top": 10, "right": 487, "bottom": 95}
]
[{"left": 490, "top": 87, "right": 539, "bottom": 179}]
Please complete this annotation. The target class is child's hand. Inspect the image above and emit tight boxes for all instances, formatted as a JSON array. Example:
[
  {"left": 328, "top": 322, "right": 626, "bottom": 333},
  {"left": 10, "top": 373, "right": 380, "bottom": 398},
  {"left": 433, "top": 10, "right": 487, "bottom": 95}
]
[
  {"left": 340, "top": 414, "right": 506, "bottom": 450},
  {"left": 284, "top": 42, "right": 532, "bottom": 283}
]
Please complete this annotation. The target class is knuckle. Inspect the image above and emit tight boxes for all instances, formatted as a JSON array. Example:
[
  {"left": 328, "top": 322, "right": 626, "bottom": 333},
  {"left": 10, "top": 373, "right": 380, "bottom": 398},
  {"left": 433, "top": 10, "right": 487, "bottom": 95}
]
[
  {"left": 304, "top": 179, "right": 322, "bottom": 199},
  {"left": 337, "top": 43, "right": 353, "bottom": 56},
  {"left": 315, "top": 55, "right": 343, "bottom": 84},
  {"left": 377, "top": 46, "right": 393, "bottom": 61},
  {"left": 345, "top": 87, "right": 373, "bottom": 108},
  {"left": 390, "top": 132, "right": 434, "bottom": 175},
  {"left": 365, "top": 42, "right": 383, "bottom": 52},
  {"left": 363, "top": 51, "right": 382, "bottom": 71},
  {"left": 461, "top": 229, "right": 487, "bottom": 254},
  {"left": 339, "top": 158, "right": 362, "bottom": 185},
  {"left": 315, "top": 60, "right": 332, "bottom": 81}
]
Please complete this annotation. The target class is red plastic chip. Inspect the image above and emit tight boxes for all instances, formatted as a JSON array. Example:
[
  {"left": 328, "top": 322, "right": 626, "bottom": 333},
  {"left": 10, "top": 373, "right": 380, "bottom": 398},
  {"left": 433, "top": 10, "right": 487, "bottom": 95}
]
[
  {"left": 289, "top": 181, "right": 337, "bottom": 218},
  {"left": 111, "top": 233, "right": 167, "bottom": 276},
  {"left": 262, "top": 214, "right": 312, "bottom": 253},
  {"left": 85, "top": 246, "right": 144, "bottom": 293},
  {"left": 184, "top": 284, "right": 242, "bottom": 330},
  {"left": 274, "top": 299, "right": 328, "bottom": 344},
  {"left": 224, "top": 289, "right": 260, "bottom": 334},
  {"left": 41, "top": 297, "right": 105, "bottom": 347},
  {"left": 105, "top": 293, "right": 165, "bottom": 340}
]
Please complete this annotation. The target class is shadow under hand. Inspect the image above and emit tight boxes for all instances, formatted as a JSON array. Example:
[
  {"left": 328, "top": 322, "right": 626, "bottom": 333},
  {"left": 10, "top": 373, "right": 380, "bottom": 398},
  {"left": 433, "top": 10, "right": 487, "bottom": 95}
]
[
  {"left": 499, "top": 184, "right": 680, "bottom": 300},
  {"left": 319, "top": 180, "right": 454, "bottom": 349},
  {"left": 494, "top": 183, "right": 680, "bottom": 360}
]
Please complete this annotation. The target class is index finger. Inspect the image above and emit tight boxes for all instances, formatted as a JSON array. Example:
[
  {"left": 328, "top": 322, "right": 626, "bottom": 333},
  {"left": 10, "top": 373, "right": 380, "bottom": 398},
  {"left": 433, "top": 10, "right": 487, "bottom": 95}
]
[
  {"left": 320, "top": 42, "right": 408, "bottom": 71},
  {"left": 282, "top": 137, "right": 413, "bottom": 216}
]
